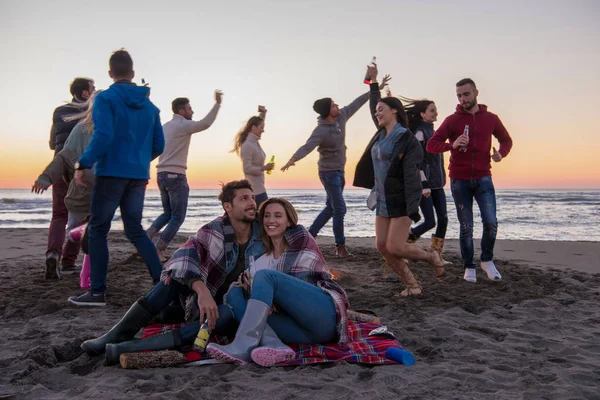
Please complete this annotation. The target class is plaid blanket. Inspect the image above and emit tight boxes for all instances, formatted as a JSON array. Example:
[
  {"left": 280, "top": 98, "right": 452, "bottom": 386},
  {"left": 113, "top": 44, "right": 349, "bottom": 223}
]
[{"left": 141, "top": 320, "right": 401, "bottom": 365}]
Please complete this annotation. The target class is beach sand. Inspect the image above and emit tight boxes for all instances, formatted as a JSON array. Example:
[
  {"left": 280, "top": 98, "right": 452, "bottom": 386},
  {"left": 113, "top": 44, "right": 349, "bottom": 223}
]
[{"left": 0, "top": 228, "right": 598, "bottom": 399}]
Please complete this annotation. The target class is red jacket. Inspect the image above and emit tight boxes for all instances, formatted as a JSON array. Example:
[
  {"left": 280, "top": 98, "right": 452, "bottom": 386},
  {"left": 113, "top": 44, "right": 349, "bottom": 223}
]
[{"left": 426, "top": 104, "right": 513, "bottom": 180}]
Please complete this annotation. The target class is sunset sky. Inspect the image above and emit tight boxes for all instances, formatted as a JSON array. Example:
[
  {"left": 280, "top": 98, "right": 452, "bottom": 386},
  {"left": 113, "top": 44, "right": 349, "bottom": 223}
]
[{"left": 0, "top": 0, "right": 598, "bottom": 190}]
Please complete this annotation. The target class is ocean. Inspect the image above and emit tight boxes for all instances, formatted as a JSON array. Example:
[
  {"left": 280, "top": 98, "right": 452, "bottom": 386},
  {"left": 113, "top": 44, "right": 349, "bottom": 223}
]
[{"left": 1, "top": 189, "right": 599, "bottom": 241}]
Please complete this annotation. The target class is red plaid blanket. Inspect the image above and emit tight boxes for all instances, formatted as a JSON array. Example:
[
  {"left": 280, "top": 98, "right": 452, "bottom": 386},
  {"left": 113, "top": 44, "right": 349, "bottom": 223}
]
[{"left": 141, "top": 320, "right": 402, "bottom": 365}]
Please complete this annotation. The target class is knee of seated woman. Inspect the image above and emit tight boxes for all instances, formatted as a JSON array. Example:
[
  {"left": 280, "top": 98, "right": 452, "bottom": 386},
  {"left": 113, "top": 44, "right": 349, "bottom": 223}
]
[{"left": 253, "top": 268, "right": 283, "bottom": 282}]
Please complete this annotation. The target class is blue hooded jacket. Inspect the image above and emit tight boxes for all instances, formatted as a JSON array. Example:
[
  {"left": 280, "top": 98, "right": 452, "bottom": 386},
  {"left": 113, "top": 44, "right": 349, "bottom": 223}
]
[{"left": 78, "top": 81, "right": 165, "bottom": 179}]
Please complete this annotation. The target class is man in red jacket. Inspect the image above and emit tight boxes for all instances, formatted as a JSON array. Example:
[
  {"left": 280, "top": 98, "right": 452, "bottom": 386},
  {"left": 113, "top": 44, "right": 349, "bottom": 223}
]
[{"left": 426, "top": 78, "right": 512, "bottom": 283}]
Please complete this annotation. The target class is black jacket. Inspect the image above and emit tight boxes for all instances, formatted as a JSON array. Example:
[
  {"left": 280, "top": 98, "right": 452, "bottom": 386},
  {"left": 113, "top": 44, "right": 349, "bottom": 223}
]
[
  {"left": 414, "top": 121, "right": 447, "bottom": 189},
  {"left": 49, "top": 98, "right": 86, "bottom": 154},
  {"left": 353, "top": 83, "right": 423, "bottom": 221}
]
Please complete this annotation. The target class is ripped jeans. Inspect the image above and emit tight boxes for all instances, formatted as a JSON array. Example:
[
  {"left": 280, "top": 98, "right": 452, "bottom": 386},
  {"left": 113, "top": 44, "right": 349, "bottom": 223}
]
[{"left": 450, "top": 176, "right": 498, "bottom": 269}]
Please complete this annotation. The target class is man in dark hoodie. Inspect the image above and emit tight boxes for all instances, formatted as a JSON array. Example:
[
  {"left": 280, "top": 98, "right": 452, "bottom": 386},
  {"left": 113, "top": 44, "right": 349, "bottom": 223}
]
[
  {"left": 45, "top": 77, "right": 95, "bottom": 280},
  {"left": 280, "top": 90, "right": 371, "bottom": 257},
  {"left": 427, "top": 78, "right": 513, "bottom": 284},
  {"left": 68, "top": 49, "right": 165, "bottom": 306}
]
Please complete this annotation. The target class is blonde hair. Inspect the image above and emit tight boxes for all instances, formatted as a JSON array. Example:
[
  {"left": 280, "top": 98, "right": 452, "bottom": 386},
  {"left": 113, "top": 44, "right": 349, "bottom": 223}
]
[
  {"left": 63, "top": 90, "right": 102, "bottom": 133},
  {"left": 230, "top": 116, "right": 264, "bottom": 155}
]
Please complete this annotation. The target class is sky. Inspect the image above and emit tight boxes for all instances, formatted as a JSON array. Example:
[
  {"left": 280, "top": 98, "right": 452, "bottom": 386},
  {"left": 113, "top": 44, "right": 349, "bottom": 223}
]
[{"left": 0, "top": 0, "right": 599, "bottom": 190}]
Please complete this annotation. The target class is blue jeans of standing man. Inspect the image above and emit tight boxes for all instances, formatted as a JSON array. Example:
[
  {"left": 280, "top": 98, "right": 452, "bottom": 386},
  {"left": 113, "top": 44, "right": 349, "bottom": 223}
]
[
  {"left": 88, "top": 177, "right": 163, "bottom": 294},
  {"left": 309, "top": 170, "right": 347, "bottom": 244},
  {"left": 226, "top": 269, "right": 338, "bottom": 344},
  {"left": 450, "top": 176, "right": 498, "bottom": 269},
  {"left": 143, "top": 281, "right": 236, "bottom": 343},
  {"left": 149, "top": 172, "right": 190, "bottom": 252},
  {"left": 411, "top": 188, "right": 449, "bottom": 238}
]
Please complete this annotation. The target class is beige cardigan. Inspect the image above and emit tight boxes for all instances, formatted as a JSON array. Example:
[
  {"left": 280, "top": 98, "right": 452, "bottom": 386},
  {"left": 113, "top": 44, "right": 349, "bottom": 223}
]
[{"left": 240, "top": 133, "right": 267, "bottom": 194}]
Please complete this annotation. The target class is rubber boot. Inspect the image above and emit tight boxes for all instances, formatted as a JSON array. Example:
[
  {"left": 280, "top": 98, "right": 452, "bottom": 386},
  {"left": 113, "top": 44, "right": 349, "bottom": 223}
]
[
  {"left": 250, "top": 324, "right": 295, "bottom": 367},
  {"left": 105, "top": 330, "right": 180, "bottom": 366},
  {"left": 206, "top": 299, "right": 270, "bottom": 365},
  {"left": 81, "top": 299, "right": 155, "bottom": 355}
]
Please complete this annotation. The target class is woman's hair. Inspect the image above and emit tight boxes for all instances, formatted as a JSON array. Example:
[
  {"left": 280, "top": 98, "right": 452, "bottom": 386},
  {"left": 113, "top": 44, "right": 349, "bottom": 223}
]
[
  {"left": 230, "top": 116, "right": 264, "bottom": 155},
  {"left": 258, "top": 197, "right": 299, "bottom": 255},
  {"left": 378, "top": 97, "right": 408, "bottom": 128},
  {"left": 63, "top": 90, "right": 102, "bottom": 133},
  {"left": 400, "top": 96, "right": 435, "bottom": 133}
]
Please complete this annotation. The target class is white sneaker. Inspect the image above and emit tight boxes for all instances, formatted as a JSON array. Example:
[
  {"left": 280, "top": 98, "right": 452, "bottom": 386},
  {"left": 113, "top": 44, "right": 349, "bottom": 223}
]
[
  {"left": 463, "top": 268, "right": 477, "bottom": 283},
  {"left": 480, "top": 261, "right": 502, "bottom": 281}
]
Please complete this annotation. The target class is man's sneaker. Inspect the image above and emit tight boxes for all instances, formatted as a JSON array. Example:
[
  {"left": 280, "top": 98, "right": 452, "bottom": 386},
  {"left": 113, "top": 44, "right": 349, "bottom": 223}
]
[
  {"left": 480, "top": 261, "right": 502, "bottom": 281},
  {"left": 463, "top": 268, "right": 477, "bottom": 283},
  {"left": 335, "top": 243, "right": 351, "bottom": 258},
  {"left": 45, "top": 251, "right": 60, "bottom": 280},
  {"left": 61, "top": 264, "right": 82, "bottom": 274},
  {"left": 68, "top": 291, "right": 105, "bottom": 307}
]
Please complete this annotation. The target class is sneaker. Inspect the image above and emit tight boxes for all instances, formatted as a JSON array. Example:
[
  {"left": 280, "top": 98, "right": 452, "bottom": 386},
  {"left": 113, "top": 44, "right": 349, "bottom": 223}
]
[
  {"left": 463, "top": 268, "right": 477, "bottom": 283},
  {"left": 68, "top": 291, "right": 105, "bottom": 307},
  {"left": 45, "top": 251, "right": 60, "bottom": 280},
  {"left": 480, "top": 261, "right": 502, "bottom": 281},
  {"left": 61, "top": 264, "right": 82, "bottom": 274},
  {"left": 335, "top": 243, "right": 351, "bottom": 258}
]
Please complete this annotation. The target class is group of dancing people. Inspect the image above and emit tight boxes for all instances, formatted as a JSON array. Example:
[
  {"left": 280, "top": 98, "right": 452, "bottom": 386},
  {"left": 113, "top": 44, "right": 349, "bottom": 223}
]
[{"left": 33, "top": 48, "right": 513, "bottom": 366}]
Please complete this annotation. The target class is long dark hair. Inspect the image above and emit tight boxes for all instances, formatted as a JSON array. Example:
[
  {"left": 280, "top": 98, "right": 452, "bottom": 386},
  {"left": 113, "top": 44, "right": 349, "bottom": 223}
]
[
  {"left": 231, "top": 116, "right": 264, "bottom": 155},
  {"left": 378, "top": 97, "right": 408, "bottom": 128},
  {"left": 258, "top": 197, "right": 299, "bottom": 255},
  {"left": 400, "top": 97, "right": 434, "bottom": 133}
]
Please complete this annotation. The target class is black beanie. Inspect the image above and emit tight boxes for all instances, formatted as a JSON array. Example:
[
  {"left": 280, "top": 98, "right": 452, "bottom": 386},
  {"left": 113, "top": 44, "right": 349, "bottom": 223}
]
[{"left": 313, "top": 97, "right": 332, "bottom": 119}]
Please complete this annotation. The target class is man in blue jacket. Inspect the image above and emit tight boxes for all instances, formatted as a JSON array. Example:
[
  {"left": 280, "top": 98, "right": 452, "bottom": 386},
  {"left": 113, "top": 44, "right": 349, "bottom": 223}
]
[{"left": 68, "top": 49, "right": 165, "bottom": 306}]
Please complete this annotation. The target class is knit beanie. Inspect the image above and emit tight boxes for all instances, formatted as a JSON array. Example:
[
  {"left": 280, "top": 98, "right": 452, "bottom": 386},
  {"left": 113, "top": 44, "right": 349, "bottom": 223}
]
[{"left": 313, "top": 97, "right": 332, "bottom": 119}]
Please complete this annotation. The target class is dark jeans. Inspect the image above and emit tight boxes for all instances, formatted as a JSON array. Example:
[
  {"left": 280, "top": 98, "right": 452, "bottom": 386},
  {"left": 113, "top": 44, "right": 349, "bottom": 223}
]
[
  {"left": 144, "top": 281, "right": 236, "bottom": 343},
  {"left": 227, "top": 270, "right": 338, "bottom": 344},
  {"left": 450, "top": 176, "right": 498, "bottom": 269},
  {"left": 150, "top": 172, "right": 190, "bottom": 251},
  {"left": 88, "top": 176, "right": 162, "bottom": 294},
  {"left": 411, "top": 188, "right": 449, "bottom": 238},
  {"left": 255, "top": 192, "right": 268, "bottom": 209},
  {"left": 47, "top": 177, "right": 80, "bottom": 266},
  {"left": 309, "top": 170, "right": 346, "bottom": 244}
]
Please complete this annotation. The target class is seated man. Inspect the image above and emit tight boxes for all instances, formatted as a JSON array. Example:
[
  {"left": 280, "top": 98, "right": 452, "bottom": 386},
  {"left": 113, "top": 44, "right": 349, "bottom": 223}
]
[{"left": 80, "top": 180, "right": 267, "bottom": 365}]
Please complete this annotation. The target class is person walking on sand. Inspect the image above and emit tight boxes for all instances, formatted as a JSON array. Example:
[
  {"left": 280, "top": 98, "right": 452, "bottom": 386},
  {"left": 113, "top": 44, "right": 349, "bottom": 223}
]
[
  {"left": 67, "top": 49, "right": 165, "bottom": 306},
  {"left": 45, "top": 77, "right": 95, "bottom": 279},
  {"left": 280, "top": 75, "right": 382, "bottom": 257},
  {"left": 147, "top": 92, "right": 223, "bottom": 258},
  {"left": 427, "top": 78, "right": 513, "bottom": 283},
  {"left": 231, "top": 105, "right": 274, "bottom": 209},
  {"left": 354, "top": 65, "right": 444, "bottom": 296}
]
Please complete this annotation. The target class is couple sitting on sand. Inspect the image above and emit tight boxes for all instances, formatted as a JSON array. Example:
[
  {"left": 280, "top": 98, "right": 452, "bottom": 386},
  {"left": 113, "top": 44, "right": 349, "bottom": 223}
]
[{"left": 80, "top": 180, "right": 350, "bottom": 367}]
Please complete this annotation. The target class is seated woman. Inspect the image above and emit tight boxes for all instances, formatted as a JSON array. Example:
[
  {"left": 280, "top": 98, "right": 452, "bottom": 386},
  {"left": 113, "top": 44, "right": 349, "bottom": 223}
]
[{"left": 207, "top": 197, "right": 350, "bottom": 366}]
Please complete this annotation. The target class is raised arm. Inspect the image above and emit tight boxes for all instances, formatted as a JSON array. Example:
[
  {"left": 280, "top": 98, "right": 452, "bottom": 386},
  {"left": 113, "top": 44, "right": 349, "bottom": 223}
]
[
  {"left": 366, "top": 65, "right": 391, "bottom": 128},
  {"left": 181, "top": 90, "right": 223, "bottom": 134},
  {"left": 339, "top": 91, "right": 369, "bottom": 121}
]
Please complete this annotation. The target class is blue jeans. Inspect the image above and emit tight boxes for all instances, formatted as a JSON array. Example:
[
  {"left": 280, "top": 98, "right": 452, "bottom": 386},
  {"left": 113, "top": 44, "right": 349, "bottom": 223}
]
[
  {"left": 411, "top": 188, "right": 449, "bottom": 238},
  {"left": 309, "top": 170, "right": 346, "bottom": 244},
  {"left": 88, "top": 177, "right": 162, "bottom": 294},
  {"left": 227, "top": 270, "right": 338, "bottom": 344},
  {"left": 144, "top": 281, "right": 236, "bottom": 343},
  {"left": 255, "top": 192, "right": 268, "bottom": 209},
  {"left": 450, "top": 176, "right": 498, "bottom": 269},
  {"left": 150, "top": 172, "right": 190, "bottom": 251}
]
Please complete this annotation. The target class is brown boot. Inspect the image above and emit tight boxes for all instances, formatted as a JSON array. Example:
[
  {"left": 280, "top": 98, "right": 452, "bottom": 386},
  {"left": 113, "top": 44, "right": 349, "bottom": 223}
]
[
  {"left": 335, "top": 243, "right": 351, "bottom": 257},
  {"left": 389, "top": 259, "right": 423, "bottom": 296},
  {"left": 430, "top": 235, "right": 452, "bottom": 266}
]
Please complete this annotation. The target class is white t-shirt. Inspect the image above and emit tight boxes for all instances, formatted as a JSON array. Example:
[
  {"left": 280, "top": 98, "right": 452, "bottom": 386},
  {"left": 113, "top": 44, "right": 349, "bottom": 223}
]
[{"left": 249, "top": 253, "right": 280, "bottom": 278}]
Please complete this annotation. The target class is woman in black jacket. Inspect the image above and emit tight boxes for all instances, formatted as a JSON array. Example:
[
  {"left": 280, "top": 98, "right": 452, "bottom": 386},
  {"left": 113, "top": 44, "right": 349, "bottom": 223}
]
[
  {"left": 403, "top": 99, "right": 451, "bottom": 265},
  {"left": 353, "top": 66, "right": 444, "bottom": 296}
]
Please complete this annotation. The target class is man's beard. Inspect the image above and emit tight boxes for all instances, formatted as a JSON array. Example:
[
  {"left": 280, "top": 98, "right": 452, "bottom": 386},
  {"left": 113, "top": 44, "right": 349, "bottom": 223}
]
[
  {"left": 240, "top": 215, "right": 255, "bottom": 223},
  {"left": 462, "top": 101, "right": 476, "bottom": 111}
]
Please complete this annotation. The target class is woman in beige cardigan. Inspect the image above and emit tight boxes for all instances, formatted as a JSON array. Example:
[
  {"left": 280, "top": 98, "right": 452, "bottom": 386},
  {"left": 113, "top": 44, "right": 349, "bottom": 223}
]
[{"left": 231, "top": 106, "right": 274, "bottom": 207}]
